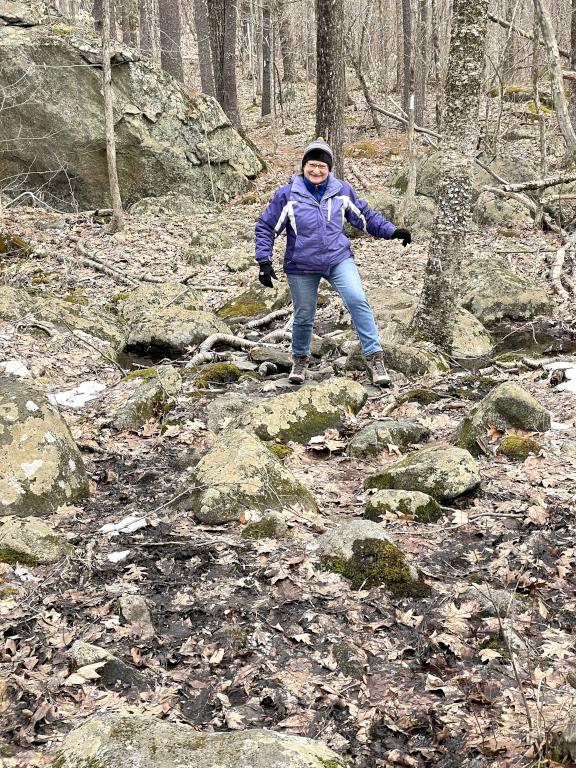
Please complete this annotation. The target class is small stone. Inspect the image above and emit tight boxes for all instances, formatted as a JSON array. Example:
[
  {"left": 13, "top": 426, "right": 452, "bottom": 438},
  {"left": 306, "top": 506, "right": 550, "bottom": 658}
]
[
  {"left": 347, "top": 419, "right": 431, "bottom": 458},
  {"left": 463, "top": 584, "right": 519, "bottom": 617},
  {"left": 118, "top": 595, "right": 154, "bottom": 639},
  {"left": 69, "top": 641, "right": 149, "bottom": 691},
  {"left": 364, "top": 489, "right": 442, "bottom": 522},
  {"left": 242, "top": 512, "right": 288, "bottom": 539},
  {"left": 0, "top": 517, "right": 72, "bottom": 566}
]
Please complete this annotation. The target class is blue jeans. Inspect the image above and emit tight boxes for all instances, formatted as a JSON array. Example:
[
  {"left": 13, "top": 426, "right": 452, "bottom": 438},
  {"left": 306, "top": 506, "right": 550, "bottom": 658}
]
[{"left": 286, "top": 258, "right": 382, "bottom": 358}]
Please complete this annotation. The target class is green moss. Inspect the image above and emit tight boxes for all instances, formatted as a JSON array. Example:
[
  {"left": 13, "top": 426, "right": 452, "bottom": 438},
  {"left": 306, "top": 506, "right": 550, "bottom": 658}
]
[
  {"left": 527, "top": 100, "right": 552, "bottom": 115},
  {"left": 0, "top": 547, "right": 39, "bottom": 567},
  {"left": 239, "top": 193, "right": 258, "bottom": 204},
  {"left": 194, "top": 363, "right": 242, "bottom": 388},
  {"left": 51, "top": 23, "right": 72, "bottom": 34},
  {"left": 322, "top": 539, "right": 431, "bottom": 597},
  {"left": 52, "top": 756, "right": 65, "bottom": 768},
  {"left": 254, "top": 402, "right": 343, "bottom": 444},
  {"left": 332, "top": 641, "right": 363, "bottom": 678},
  {"left": 318, "top": 758, "right": 348, "bottom": 768},
  {"left": 266, "top": 442, "right": 293, "bottom": 461},
  {"left": 397, "top": 389, "right": 444, "bottom": 406},
  {"left": 217, "top": 296, "right": 268, "bottom": 319},
  {"left": 364, "top": 496, "right": 441, "bottom": 523},
  {"left": 111, "top": 293, "right": 129, "bottom": 301},
  {"left": 346, "top": 140, "right": 379, "bottom": 158},
  {"left": 0, "top": 586, "right": 18, "bottom": 599},
  {"left": 30, "top": 275, "right": 51, "bottom": 284},
  {"left": 122, "top": 366, "right": 158, "bottom": 382},
  {"left": 498, "top": 435, "right": 541, "bottom": 461},
  {"left": 496, "top": 229, "right": 521, "bottom": 238},
  {"left": 241, "top": 516, "right": 286, "bottom": 539},
  {"left": 63, "top": 288, "right": 89, "bottom": 305}
]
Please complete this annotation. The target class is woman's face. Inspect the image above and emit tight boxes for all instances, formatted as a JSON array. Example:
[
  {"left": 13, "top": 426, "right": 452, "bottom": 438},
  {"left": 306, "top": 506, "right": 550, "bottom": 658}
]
[{"left": 303, "top": 160, "right": 330, "bottom": 184}]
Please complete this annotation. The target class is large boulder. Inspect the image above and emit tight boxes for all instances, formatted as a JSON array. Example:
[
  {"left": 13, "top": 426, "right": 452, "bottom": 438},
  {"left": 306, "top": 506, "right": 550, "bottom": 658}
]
[
  {"left": 0, "top": 21, "right": 262, "bottom": 209},
  {"left": 216, "top": 281, "right": 291, "bottom": 321},
  {"left": 100, "top": 365, "right": 182, "bottom": 431},
  {"left": 357, "top": 287, "right": 493, "bottom": 360},
  {"left": 117, "top": 284, "right": 229, "bottom": 356},
  {"left": 473, "top": 191, "right": 534, "bottom": 229},
  {"left": 460, "top": 256, "right": 554, "bottom": 326},
  {"left": 0, "top": 286, "right": 127, "bottom": 356},
  {"left": 364, "top": 444, "right": 481, "bottom": 501},
  {"left": 455, "top": 381, "right": 551, "bottom": 454},
  {"left": 56, "top": 713, "right": 348, "bottom": 768},
  {"left": 177, "top": 429, "right": 317, "bottom": 523},
  {"left": 0, "top": 378, "right": 89, "bottom": 515},
  {"left": 236, "top": 378, "right": 368, "bottom": 443},
  {"left": 0, "top": 516, "right": 72, "bottom": 565}
]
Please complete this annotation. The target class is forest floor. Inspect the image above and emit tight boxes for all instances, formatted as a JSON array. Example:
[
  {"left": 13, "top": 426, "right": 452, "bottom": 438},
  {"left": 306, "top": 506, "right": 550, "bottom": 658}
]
[{"left": 1, "top": 81, "right": 576, "bottom": 768}]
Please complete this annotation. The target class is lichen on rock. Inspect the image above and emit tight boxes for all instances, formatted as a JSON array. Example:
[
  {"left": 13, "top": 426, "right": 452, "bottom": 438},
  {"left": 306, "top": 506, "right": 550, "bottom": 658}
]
[
  {"left": 364, "top": 489, "right": 442, "bottom": 522},
  {"left": 0, "top": 516, "right": 72, "bottom": 565},
  {"left": 347, "top": 419, "right": 431, "bottom": 458}
]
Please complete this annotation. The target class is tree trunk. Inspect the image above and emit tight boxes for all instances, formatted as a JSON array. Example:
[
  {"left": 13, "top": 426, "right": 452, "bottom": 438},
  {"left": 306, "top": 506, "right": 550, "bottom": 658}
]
[
  {"left": 569, "top": 0, "right": 576, "bottom": 128},
  {"left": 102, "top": 0, "right": 124, "bottom": 232},
  {"left": 534, "top": 0, "right": 576, "bottom": 159},
  {"left": 414, "top": 0, "right": 428, "bottom": 126},
  {"left": 315, "top": 0, "right": 345, "bottom": 177},
  {"left": 410, "top": 0, "right": 488, "bottom": 350},
  {"left": 430, "top": 0, "right": 442, "bottom": 130},
  {"left": 159, "top": 0, "right": 184, "bottom": 81},
  {"left": 193, "top": 0, "right": 216, "bottom": 96},
  {"left": 139, "top": 0, "right": 152, "bottom": 57},
  {"left": 402, "top": 0, "right": 413, "bottom": 112},
  {"left": 278, "top": 0, "right": 298, "bottom": 82},
  {"left": 93, "top": 0, "right": 103, "bottom": 30},
  {"left": 261, "top": 0, "right": 272, "bottom": 116},
  {"left": 222, "top": 0, "right": 241, "bottom": 127},
  {"left": 121, "top": 0, "right": 138, "bottom": 46}
]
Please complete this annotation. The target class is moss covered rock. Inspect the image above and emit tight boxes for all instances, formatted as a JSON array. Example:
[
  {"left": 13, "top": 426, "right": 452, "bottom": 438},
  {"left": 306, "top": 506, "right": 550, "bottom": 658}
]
[
  {"left": 192, "top": 362, "right": 242, "bottom": 388},
  {"left": 460, "top": 256, "right": 554, "bottom": 326},
  {"left": 236, "top": 378, "right": 368, "bottom": 443},
  {"left": 118, "top": 283, "right": 205, "bottom": 322},
  {"left": 217, "top": 281, "right": 291, "bottom": 320},
  {"left": 241, "top": 512, "right": 288, "bottom": 539},
  {"left": 0, "top": 286, "right": 126, "bottom": 355},
  {"left": 205, "top": 392, "right": 253, "bottom": 432},
  {"left": 455, "top": 382, "right": 550, "bottom": 455},
  {"left": 498, "top": 435, "right": 542, "bottom": 461},
  {"left": 55, "top": 713, "right": 349, "bottom": 768},
  {"left": 177, "top": 429, "right": 317, "bottom": 523},
  {"left": 0, "top": 516, "right": 72, "bottom": 565},
  {"left": 347, "top": 419, "right": 430, "bottom": 458},
  {"left": 0, "top": 378, "right": 89, "bottom": 516},
  {"left": 317, "top": 521, "right": 428, "bottom": 596},
  {"left": 473, "top": 191, "right": 533, "bottom": 229},
  {"left": 102, "top": 365, "right": 181, "bottom": 431},
  {"left": 364, "top": 444, "right": 480, "bottom": 501},
  {"left": 364, "top": 489, "right": 442, "bottom": 522}
]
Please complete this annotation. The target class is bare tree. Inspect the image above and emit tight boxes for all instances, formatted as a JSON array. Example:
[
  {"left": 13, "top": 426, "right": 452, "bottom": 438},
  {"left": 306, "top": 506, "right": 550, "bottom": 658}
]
[
  {"left": 261, "top": 0, "right": 271, "bottom": 116},
  {"left": 208, "top": 0, "right": 242, "bottom": 127},
  {"left": 278, "top": 0, "right": 298, "bottom": 82},
  {"left": 121, "top": 0, "right": 139, "bottom": 46},
  {"left": 102, "top": 0, "right": 124, "bottom": 232},
  {"left": 401, "top": 0, "right": 413, "bottom": 112},
  {"left": 316, "top": 0, "right": 345, "bottom": 177},
  {"left": 159, "top": 0, "right": 185, "bottom": 81},
  {"left": 410, "top": 0, "right": 488, "bottom": 350},
  {"left": 193, "top": 0, "right": 216, "bottom": 96},
  {"left": 413, "top": 0, "right": 428, "bottom": 126},
  {"left": 571, "top": 0, "right": 576, "bottom": 128}
]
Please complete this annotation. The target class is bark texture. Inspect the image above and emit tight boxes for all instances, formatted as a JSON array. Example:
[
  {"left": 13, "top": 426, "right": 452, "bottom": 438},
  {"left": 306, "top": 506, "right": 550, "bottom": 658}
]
[
  {"left": 278, "top": 0, "right": 298, "bottom": 82},
  {"left": 193, "top": 0, "right": 216, "bottom": 97},
  {"left": 315, "top": 0, "right": 345, "bottom": 177},
  {"left": 208, "top": 0, "right": 242, "bottom": 127},
  {"left": 410, "top": 0, "right": 488, "bottom": 350},
  {"left": 159, "top": 0, "right": 184, "bottom": 81},
  {"left": 102, "top": 0, "right": 124, "bottom": 231},
  {"left": 261, "top": 0, "right": 271, "bottom": 116}
]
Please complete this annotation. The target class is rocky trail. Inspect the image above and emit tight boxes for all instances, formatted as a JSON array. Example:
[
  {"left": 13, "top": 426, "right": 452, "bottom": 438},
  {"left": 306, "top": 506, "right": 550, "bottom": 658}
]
[{"left": 2, "top": 84, "right": 576, "bottom": 767}]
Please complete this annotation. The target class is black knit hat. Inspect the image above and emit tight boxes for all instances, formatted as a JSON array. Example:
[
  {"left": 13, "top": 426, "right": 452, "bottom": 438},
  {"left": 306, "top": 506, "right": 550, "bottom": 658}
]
[{"left": 302, "top": 138, "right": 333, "bottom": 171}]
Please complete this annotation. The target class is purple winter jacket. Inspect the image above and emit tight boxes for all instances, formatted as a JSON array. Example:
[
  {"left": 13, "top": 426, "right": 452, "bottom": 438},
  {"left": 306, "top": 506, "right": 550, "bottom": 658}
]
[{"left": 255, "top": 172, "right": 397, "bottom": 275}]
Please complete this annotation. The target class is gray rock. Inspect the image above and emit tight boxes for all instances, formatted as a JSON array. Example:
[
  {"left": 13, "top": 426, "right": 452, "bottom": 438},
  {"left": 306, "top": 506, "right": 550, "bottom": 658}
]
[
  {"left": 236, "top": 378, "right": 368, "bottom": 443},
  {"left": 460, "top": 256, "right": 554, "bottom": 326},
  {"left": 364, "top": 444, "right": 481, "bottom": 501},
  {"left": 129, "top": 194, "right": 212, "bottom": 217},
  {"left": 177, "top": 428, "right": 317, "bottom": 523},
  {"left": 216, "top": 281, "right": 291, "bottom": 320},
  {"left": 347, "top": 419, "right": 431, "bottom": 458},
  {"left": 317, "top": 520, "right": 399, "bottom": 561},
  {"left": 118, "top": 594, "right": 154, "bottom": 639},
  {"left": 455, "top": 382, "right": 551, "bottom": 454},
  {"left": 0, "top": 516, "right": 72, "bottom": 565},
  {"left": 0, "top": 0, "right": 39, "bottom": 26},
  {"left": 502, "top": 125, "right": 539, "bottom": 141},
  {"left": 364, "top": 489, "right": 442, "bottom": 522},
  {"left": 474, "top": 191, "right": 533, "bottom": 228},
  {"left": 402, "top": 194, "right": 436, "bottom": 238},
  {"left": 555, "top": 715, "right": 576, "bottom": 762},
  {"left": 102, "top": 365, "right": 182, "bottom": 431},
  {"left": 205, "top": 392, "right": 254, "bottom": 432},
  {"left": 241, "top": 511, "right": 288, "bottom": 539},
  {"left": 0, "top": 25, "right": 262, "bottom": 209},
  {"left": 0, "top": 378, "right": 89, "bottom": 516},
  {"left": 69, "top": 641, "right": 149, "bottom": 691},
  {"left": 463, "top": 584, "right": 519, "bottom": 617},
  {"left": 249, "top": 346, "right": 293, "bottom": 370},
  {"left": 56, "top": 714, "right": 349, "bottom": 768},
  {"left": 226, "top": 252, "right": 254, "bottom": 272},
  {"left": 345, "top": 340, "right": 444, "bottom": 376}
]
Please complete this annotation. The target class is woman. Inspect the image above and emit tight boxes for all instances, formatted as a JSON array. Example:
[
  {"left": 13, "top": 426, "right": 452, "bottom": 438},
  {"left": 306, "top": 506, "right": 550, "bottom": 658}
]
[{"left": 255, "top": 138, "right": 411, "bottom": 387}]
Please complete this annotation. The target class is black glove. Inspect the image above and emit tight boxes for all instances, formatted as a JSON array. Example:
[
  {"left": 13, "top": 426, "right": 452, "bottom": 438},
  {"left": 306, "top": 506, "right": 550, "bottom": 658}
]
[
  {"left": 258, "top": 262, "right": 278, "bottom": 288},
  {"left": 391, "top": 228, "right": 412, "bottom": 247}
]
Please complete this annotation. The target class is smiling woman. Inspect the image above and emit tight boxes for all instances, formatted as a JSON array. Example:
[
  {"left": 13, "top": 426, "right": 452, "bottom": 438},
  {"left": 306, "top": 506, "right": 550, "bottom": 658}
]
[{"left": 254, "top": 138, "right": 412, "bottom": 388}]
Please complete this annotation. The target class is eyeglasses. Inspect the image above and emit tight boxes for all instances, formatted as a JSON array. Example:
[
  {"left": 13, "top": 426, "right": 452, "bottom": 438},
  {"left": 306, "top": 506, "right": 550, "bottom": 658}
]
[{"left": 305, "top": 162, "right": 329, "bottom": 171}]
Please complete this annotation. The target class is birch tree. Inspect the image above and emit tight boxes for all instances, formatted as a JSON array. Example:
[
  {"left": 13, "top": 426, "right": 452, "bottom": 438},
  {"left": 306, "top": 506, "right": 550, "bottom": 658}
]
[
  {"left": 102, "top": 0, "right": 124, "bottom": 233},
  {"left": 409, "top": 0, "right": 488, "bottom": 350},
  {"left": 316, "top": 0, "right": 345, "bottom": 177}
]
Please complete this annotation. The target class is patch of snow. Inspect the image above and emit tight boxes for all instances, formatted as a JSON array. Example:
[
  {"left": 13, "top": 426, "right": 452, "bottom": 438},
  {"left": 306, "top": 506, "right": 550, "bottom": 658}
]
[
  {"left": 0, "top": 360, "right": 31, "bottom": 377},
  {"left": 100, "top": 515, "right": 148, "bottom": 536},
  {"left": 107, "top": 550, "right": 131, "bottom": 563},
  {"left": 25, "top": 400, "right": 39, "bottom": 411},
  {"left": 48, "top": 381, "right": 106, "bottom": 408}
]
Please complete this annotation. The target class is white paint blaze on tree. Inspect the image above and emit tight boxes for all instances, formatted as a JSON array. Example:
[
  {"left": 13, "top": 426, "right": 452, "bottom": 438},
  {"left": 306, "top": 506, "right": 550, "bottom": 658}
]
[
  {"left": 409, "top": 0, "right": 488, "bottom": 351},
  {"left": 315, "top": 0, "right": 345, "bottom": 177}
]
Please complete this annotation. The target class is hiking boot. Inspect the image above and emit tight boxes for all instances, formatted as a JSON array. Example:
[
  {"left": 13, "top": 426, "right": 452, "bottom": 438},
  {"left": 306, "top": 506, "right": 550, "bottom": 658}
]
[
  {"left": 288, "top": 356, "right": 310, "bottom": 385},
  {"left": 365, "top": 351, "right": 391, "bottom": 387}
]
